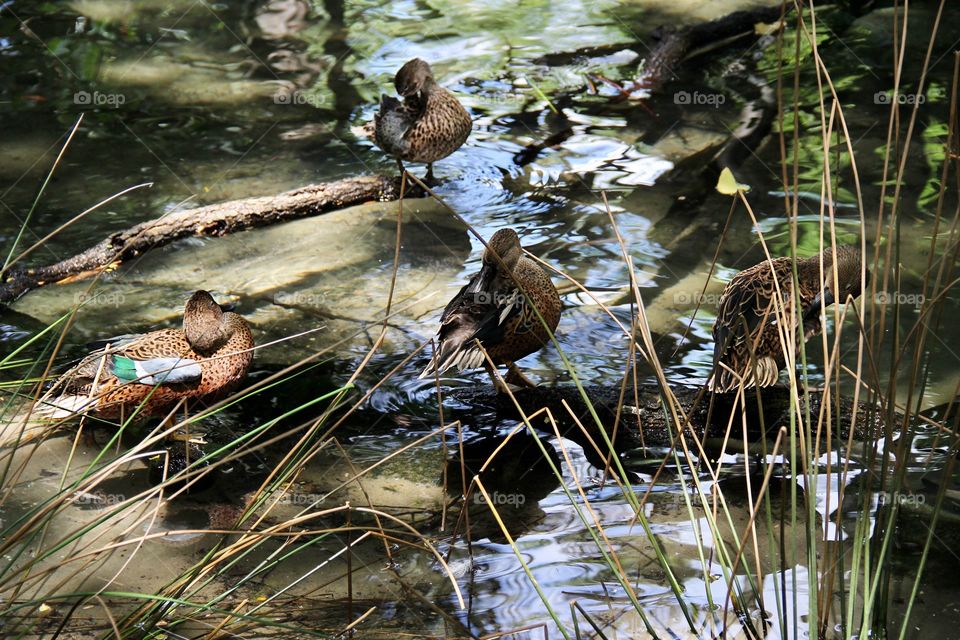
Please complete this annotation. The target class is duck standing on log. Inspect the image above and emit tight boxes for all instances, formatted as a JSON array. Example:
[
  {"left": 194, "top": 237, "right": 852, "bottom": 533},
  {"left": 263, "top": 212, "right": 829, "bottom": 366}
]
[
  {"left": 708, "top": 245, "right": 867, "bottom": 393},
  {"left": 420, "top": 229, "right": 562, "bottom": 392},
  {"left": 373, "top": 58, "right": 472, "bottom": 182},
  {"left": 37, "top": 290, "right": 254, "bottom": 420}
]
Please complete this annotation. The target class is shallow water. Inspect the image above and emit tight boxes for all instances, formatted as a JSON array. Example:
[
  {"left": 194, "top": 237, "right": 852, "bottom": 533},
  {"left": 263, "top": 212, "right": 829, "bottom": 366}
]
[{"left": 1, "top": 0, "right": 959, "bottom": 637}]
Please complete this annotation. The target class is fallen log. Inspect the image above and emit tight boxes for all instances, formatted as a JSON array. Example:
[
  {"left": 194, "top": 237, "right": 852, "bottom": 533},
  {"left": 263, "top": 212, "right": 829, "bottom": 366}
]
[{"left": 0, "top": 175, "right": 423, "bottom": 304}]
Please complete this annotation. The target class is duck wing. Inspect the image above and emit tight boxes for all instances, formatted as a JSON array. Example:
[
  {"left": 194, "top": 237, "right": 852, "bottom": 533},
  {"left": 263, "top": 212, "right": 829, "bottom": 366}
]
[
  {"left": 110, "top": 355, "right": 202, "bottom": 386},
  {"left": 50, "top": 330, "right": 191, "bottom": 393},
  {"left": 711, "top": 260, "right": 792, "bottom": 390},
  {"left": 374, "top": 94, "right": 421, "bottom": 156},
  {"left": 421, "top": 279, "right": 523, "bottom": 377}
]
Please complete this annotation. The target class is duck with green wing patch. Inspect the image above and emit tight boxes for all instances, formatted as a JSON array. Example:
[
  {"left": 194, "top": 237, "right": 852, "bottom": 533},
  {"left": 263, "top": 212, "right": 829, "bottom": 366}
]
[{"left": 38, "top": 290, "right": 254, "bottom": 420}]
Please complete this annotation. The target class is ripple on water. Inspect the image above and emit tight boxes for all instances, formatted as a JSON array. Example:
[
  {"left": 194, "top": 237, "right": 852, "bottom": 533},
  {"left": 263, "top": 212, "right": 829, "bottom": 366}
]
[{"left": 452, "top": 540, "right": 599, "bottom": 630}]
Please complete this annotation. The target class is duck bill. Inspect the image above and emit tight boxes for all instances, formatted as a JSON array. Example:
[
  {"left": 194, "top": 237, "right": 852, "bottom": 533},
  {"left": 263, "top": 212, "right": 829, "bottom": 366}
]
[{"left": 802, "top": 288, "right": 836, "bottom": 324}]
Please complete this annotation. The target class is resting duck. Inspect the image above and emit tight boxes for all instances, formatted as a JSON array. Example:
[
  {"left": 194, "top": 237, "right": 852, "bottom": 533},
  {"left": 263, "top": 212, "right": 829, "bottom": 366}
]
[
  {"left": 38, "top": 290, "right": 254, "bottom": 420},
  {"left": 708, "top": 245, "right": 866, "bottom": 393},
  {"left": 373, "top": 58, "right": 472, "bottom": 181},
  {"left": 420, "top": 228, "right": 562, "bottom": 390}
]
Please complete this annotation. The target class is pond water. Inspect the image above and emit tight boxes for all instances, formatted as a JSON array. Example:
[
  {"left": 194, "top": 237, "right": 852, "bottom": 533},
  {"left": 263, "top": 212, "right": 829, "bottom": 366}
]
[{"left": 1, "top": 0, "right": 959, "bottom": 638}]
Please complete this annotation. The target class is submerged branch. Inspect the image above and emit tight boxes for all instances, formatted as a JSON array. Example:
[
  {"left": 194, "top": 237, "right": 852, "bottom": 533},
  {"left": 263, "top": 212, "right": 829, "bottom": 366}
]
[
  {"left": 451, "top": 383, "right": 883, "bottom": 459},
  {"left": 537, "top": 4, "right": 789, "bottom": 91}
]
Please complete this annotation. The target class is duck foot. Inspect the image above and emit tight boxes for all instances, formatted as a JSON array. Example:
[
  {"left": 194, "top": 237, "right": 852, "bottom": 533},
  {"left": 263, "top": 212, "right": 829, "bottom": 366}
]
[
  {"left": 483, "top": 361, "right": 519, "bottom": 395},
  {"left": 423, "top": 163, "right": 439, "bottom": 187},
  {"left": 505, "top": 363, "right": 537, "bottom": 389}
]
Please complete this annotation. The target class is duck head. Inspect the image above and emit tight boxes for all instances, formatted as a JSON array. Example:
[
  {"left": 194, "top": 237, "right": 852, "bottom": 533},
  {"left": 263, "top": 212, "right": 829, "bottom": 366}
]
[
  {"left": 183, "top": 290, "right": 230, "bottom": 354},
  {"left": 469, "top": 229, "right": 523, "bottom": 294},
  {"left": 394, "top": 58, "right": 435, "bottom": 97},
  {"left": 801, "top": 245, "right": 868, "bottom": 309}
]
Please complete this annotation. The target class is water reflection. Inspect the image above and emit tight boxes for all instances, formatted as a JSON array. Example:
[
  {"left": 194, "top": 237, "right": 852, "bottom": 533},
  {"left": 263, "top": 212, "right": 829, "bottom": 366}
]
[{"left": 444, "top": 430, "right": 562, "bottom": 540}]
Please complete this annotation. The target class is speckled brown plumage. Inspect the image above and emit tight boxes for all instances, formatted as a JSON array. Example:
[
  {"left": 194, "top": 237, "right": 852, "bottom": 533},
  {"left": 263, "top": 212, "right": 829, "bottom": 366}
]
[
  {"left": 373, "top": 58, "right": 471, "bottom": 177},
  {"left": 40, "top": 291, "right": 254, "bottom": 420},
  {"left": 709, "top": 245, "right": 865, "bottom": 393},
  {"left": 421, "top": 228, "right": 561, "bottom": 386}
]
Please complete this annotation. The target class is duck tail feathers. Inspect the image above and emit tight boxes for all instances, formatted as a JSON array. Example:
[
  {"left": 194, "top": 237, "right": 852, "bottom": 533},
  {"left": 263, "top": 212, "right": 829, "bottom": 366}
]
[{"left": 33, "top": 394, "right": 94, "bottom": 420}]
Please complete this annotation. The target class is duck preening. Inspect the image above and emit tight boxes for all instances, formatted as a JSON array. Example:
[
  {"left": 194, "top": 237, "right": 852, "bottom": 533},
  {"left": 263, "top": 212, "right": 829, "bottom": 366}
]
[
  {"left": 37, "top": 290, "right": 254, "bottom": 420},
  {"left": 373, "top": 58, "right": 472, "bottom": 182},
  {"left": 420, "top": 228, "right": 562, "bottom": 391},
  {"left": 708, "top": 245, "right": 867, "bottom": 394}
]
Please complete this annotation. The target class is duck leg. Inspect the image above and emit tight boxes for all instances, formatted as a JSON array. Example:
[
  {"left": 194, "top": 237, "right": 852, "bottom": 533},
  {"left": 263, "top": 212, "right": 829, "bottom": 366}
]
[
  {"left": 505, "top": 363, "right": 537, "bottom": 389},
  {"left": 425, "top": 162, "right": 436, "bottom": 185},
  {"left": 396, "top": 158, "right": 407, "bottom": 177},
  {"left": 483, "top": 361, "right": 513, "bottom": 395}
]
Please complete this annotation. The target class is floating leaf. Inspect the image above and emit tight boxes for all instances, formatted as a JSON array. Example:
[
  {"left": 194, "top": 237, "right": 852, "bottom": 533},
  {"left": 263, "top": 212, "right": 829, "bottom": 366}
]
[{"left": 716, "top": 167, "right": 751, "bottom": 195}]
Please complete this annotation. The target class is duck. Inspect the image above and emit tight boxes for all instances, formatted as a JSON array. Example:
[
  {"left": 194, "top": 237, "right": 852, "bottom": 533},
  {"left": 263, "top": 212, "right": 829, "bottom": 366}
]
[
  {"left": 420, "top": 228, "right": 562, "bottom": 390},
  {"left": 373, "top": 58, "right": 472, "bottom": 182},
  {"left": 708, "top": 245, "right": 866, "bottom": 393},
  {"left": 38, "top": 290, "right": 254, "bottom": 420}
]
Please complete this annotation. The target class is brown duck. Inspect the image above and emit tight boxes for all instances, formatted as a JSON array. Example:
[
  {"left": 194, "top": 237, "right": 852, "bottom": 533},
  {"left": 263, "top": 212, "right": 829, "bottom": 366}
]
[
  {"left": 39, "top": 290, "right": 254, "bottom": 420},
  {"left": 374, "top": 58, "right": 472, "bottom": 181},
  {"left": 708, "top": 245, "right": 866, "bottom": 393},
  {"left": 420, "top": 229, "right": 562, "bottom": 389}
]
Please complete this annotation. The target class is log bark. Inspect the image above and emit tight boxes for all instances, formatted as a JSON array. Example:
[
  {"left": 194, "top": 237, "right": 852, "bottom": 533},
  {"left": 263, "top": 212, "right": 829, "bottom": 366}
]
[{"left": 0, "top": 175, "right": 422, "bottom": 304}]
